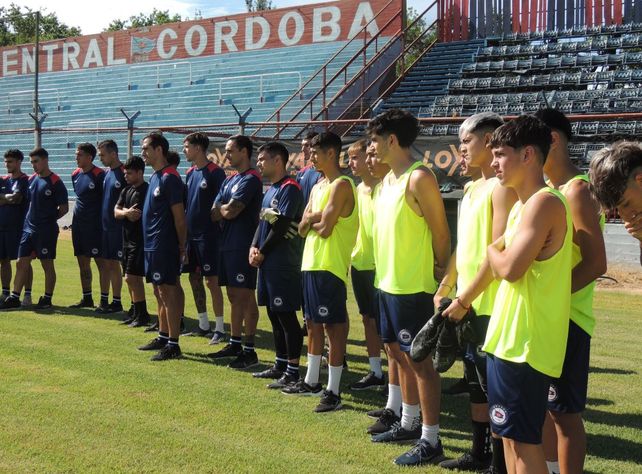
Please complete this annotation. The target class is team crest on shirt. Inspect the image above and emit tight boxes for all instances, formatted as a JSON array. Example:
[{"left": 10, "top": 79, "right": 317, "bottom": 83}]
[
  {"left": 490, "top": 405, "right": 509, "bottom": 426},
  {"left": 274, "top": 297, "right": 283, "bottom": 307},
  {"left": 153, "top": 187, "right": 161, "bottom": 197},
  {"left": 200, "top": 180, "right": 208, "bottom": 189},
  {"left": 91, "top": 248, "right": 98, "bottom": 255},
  {"left": 236, "top": 273, "right": 245, "bottom": 283},
  {"left": 44, "top": 189, "right": 52, "bottom": 197},
  {"left": 153, "top": 272, "right": 161, "bottom": 281},
  {"left": 231, "top": 184, "right": 239, "bottom": 193},
  {"left": 398, "top": 329, "right": 412, "bottom": 344},
  {"left": 89, "top": 182, "right": 95, "bottom": 189},
  {"left": 41, "top": 248, "right": 49, "bottom": 255},
  {"left": 548, "top": 385, "right": 558, "bottom": 402},
  {"left": 271, "top": 198, "right": 279, "bottom": 208},
  {"left": 203, "top": 264, "right": 211, "bottom": 272},
  {"left": 318, "top": 306, "right": 329, "bottom": 317}
]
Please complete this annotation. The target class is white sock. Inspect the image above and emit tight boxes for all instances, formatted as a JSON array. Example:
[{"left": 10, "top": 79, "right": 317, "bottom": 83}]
[
  {"left": 546, "top": 461, "right": 560, "bottom": 474},
  {"left": 304, "top": 354, "right": 321, "bottom": 385},
  {"left": 327, "top": 365, "right": 343, "bottom": 395},
  {"left": 368, "top": 357, "right": 383, "bottom": 378},
  {"left": 385, "top": 384, "right": 402, "bottom": 416},
  {"left": 197, "top": 312, "right": 210, "bottom": 330},
  {"left": 421, "top": 424, "right": 439, "bottom": 447},
  {"left": 401, "top": 403, "right": 420, "bottom": 430},
  {"left": 215, "top": 316, "right": 224, "bottom": 333}
]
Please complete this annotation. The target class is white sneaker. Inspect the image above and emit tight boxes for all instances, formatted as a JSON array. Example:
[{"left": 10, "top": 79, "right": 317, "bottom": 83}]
[
  {"left": 21, "top": 295, "right": 32, "bottom": 307},
  {"left": 209, "top": 331, "right": 226, "bottom": 345}
]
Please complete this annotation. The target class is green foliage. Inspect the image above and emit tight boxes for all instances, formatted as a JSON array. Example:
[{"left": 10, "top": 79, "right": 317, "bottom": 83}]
[
  {"left": 105, "top": 9, "right": 182, "bottom": 32},
  {"left": 246, "top": 0, "right": 275, "bottom": 12},
  {"left": 399, "top": 7, "right": 437, "bottom": 74},
  {"left": 0, "top": 3, "right": 81, "bottom": 47}
]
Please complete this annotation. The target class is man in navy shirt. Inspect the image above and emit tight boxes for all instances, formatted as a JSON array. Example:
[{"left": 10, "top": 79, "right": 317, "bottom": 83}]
[
  {"left": 0, "top": 147, "right": 68, "bottom": 309},
  {"left": 0, "top": 149, "right": 32, "bottom": 307},
  {"left": 97, "top": 139, "right": 126, "bottom": 314},
  {"left": 251, "top": 141, "right": 305, "bottom": 388},
  {"left": 209, "top": 135, "right": 262, "bottom": 369},
  {"left": 182, "top": 132, "right": 227, "bottom": 339},
  {"left": 137, "top": 133, "right": 187, "bottom": 361},
  {"left": 296, "top": 131, "right": 321, "bottom": 206},
  {"left": 69, "top": 143, "right": 107, "bottom": 310}
]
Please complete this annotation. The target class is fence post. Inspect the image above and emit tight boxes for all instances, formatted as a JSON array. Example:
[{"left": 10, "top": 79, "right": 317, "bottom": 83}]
[{"left": 121, "top": 109, "right": 141, "bottom": 158}]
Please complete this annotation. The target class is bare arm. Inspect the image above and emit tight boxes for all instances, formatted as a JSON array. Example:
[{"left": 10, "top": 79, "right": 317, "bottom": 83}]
[
  {"left": 0, "top": 191, "right": 23, "bottom": 205},
  {"left": 434, "top": 251, "right": 457, "bottom": 308},
  {"left": 491, "top": 184, "right": 518, "bottom": 241},
  {"left": 310, "top": 179, "right": 354, "bottom": 239},
  {"left": 219, "top": 199, "right": 246, "bottom": 220},
  {"left": 57, "top": 203, "right": 69, "bottom": 219}
]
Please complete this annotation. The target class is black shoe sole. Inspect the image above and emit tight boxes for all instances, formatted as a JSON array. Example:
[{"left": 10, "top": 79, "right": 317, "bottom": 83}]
[{"left": 350, "top": 384, "right": 386, "bottom": 391}]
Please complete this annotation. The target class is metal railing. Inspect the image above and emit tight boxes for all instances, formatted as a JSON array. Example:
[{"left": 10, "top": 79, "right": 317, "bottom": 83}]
[
  {"left": 218, "top": 72, "right": 302, "bottom": 104},
  {"left": 127, "top": 61, "right": 193, "bottom": 90}
]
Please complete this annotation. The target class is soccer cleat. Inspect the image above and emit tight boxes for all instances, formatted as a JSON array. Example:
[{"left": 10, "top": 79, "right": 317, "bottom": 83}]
[
  {"left": 21, "top": 295, "right": 32, "bottom": 307},
  {"left": 144, "top": 321, "right": 159, "bottom": 333},
  {"left": 267, "top": 373, "right": 299, "bottom": 389},
  {"left": 228, "top": 351, "right": 259, "bottom": 369},
  {"left": 315, "top": 390, "right": 342, "bottom": 413},
  {"left": 433, "top": 320, "right": 459, "bottom": 373},
  {"left": 95, "top": 304, "right": 112, "bottom": 314},
  {"left": 208, "top": 343, "right": 242, "bottom": 359},
  {"left": 209, "top": 331, "right": 226, "bottom": 345},
  {"left": 442, "top": 377, "right": 469, "bottom": 396},
  {"left": 0, "top": 294, "right": 7, "bottom": 304},
  {"left": 281, "top": 379, "right": 323, "bottom": 396},
  {"left": 34, "top": 297, "right": 52, "bottom": 309},
  {"left": 69, "top": 297, "right": 94, "bottom": 309},
  {"left": 0, "top": 296, "right": 21, "bottom": 309},
  {"left": 367, "top": 407, "right": 387, "bottom": 419},
  {"left": 367, "top": 408, "right": 400, "bottom": 435},
  {"left": 371, "top": 419, "right": 421, "bottom": 444},
  {"left": 150, "top": 344, "right": 182, "bottom": 361},
  {"left": 350, "top": 371, "right": 386, "bottom": 391},
  {"left": 439, "top": 452, "right": 491, "bottom": 471},
  {"left": 184, "top": 326, "right": 212, "bottom": 337},
  {"left": 394, "top": 439, "right": 445, "bottom": 466},
  {"left": 410, "top": 298, "right": 451, "bottom": 362},
  {"left": 252, "top": 365, "right": 284, "bottom": 379},
  {"left": 138, "top": 338, "right": 167, "bottom": 351},
  {"left": 129, "top": 313, "right": 151, "bottom": 328}
]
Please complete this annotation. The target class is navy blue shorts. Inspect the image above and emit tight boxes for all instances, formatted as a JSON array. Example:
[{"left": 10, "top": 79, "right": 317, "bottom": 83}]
[
  {"left": 258, "top": 267, "right": 302, "bottom": 312},
  {"left": 72, "top": 225, "right": 102, "bottom": 258},
  {"left": 101, "top": 229, "right": 123, "bottom": 261},
  {"left": 0, "top": 229, "right": 21, "bottom": 260},
  {"left": 350, "top": 267, "right": 377, "bottom": 318},
  {"left": 378, "top": 290, "right": 433, "bottom": 352},
  {"left": 144, "top": 248, "right": 180, "bottom": 286},
  {"left": 123, "top": 245, "right": 144, "bottom": 276},
  {"left": 487, "top": 354, "right": 551, "bottom": 444},
  {"left": 182, "top": 238, "right": 218, "bottom": 276},
  {"left": 302, "top": 271, "right": 347, "bottom": 324},
  {"left": 18, "top": 229, "right": 59, "bottom": 260},
  {"left": 218, "top": 249, "right": 257, "bottom": 289},
  {"left": 548, "top": 320, "right": 591, "bottom": 414},
  {"left": 463, "top": 315, "right": 490, "bottom": 398}
]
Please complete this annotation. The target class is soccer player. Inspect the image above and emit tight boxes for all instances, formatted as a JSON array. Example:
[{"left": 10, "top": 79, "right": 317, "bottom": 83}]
[
  {"left": 589, "top": 141, "right": 642, "bottom": 266},
  {"left": 433, "top": 113, "right": 516, "bottom": 472},
  {"left": 97, "top": 140, "right": 126, "bottom": 314},
  {"left": 347, "top": 139, "right": 385, "bottom": 391},
  {"left": 137, "top": 133, "right": 187, "bottom": 361},
  {"left": 535, "top": 109, "right": 606, "bottom": 474},
  {"left": 283, "top": 131, "right": 358, "bottom": 413},
  {"left": 114, "top": 156, "right": 150, "bottom": 327},
  {"left": 0, "top": 149, "right": 32, "bottom": 307},
  {"left": 251, "top": 142, "right": 305, "bottom": 388},
  {"left": 209, "top": 135, "right": 262, "bottom": 369},
  {"left": 1, "top": 148, "right": 68, "bottom": 309},
  {"left": 483, "top": 115, "right": 573, "bottom": 474},
  {"left": 296, "top": 131, "right": 321, "bottom": 206},
  {"left": 367, "top": 109, "right": 450, "bottom": 466},
  {"left": 182, "top": 132, "right": 226, "bottom": 339},
  {"left": 69, "top": 143, "right": 107, "bottom": 310}
]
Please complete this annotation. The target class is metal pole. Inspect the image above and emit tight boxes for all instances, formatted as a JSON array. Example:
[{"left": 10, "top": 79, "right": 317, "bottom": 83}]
[{"left": 33, "top": 11, "right": 41, "bottom": 148}]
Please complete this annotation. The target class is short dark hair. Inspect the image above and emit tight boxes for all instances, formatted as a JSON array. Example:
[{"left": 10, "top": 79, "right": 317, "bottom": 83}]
[
  {"left": 229, "top": 135, "right": 253, "bottom": 160},
  {"left": 311, "top": 132, "right": 342, "bottom": 162},
  {"left": 77, "top": 142, "right": 97, "bottom": 159},
  {"left": 366, "top": 109, "right": 419, "bottom": 148},
  {"left": 167, "top": 150, "right": 180, "bottom": 167},
  {"left": 144, "top": 132, "right": 169, "bottom": 156},
  {"left": 97, "top": 139, "right": 118, "bottom": 154},
  {"left": 534, "top": 108, "right": 573, "bottom": 141},
  {"left": 184, "top": 132, "right": 210, "bottom": 152},
  {"left": 124, "top": 155, "right": 145, "bottom": 171},
  {"left": 258, "top": 141, "right": 289, "bottom": 167},
  {"left": 30, "top": 147, "right": 49, "bottom": 159},
  {"left": 489, "top": 115, "right": 552, "bottom": 164},
  {"left": 589, "top": 141, "right": 642, "bottom": 208},
  {"left": 4, "top": 149, "right": 24, "bottom": 161},
  {"left": 304, "top": 130, "right": 319, "bottom": 141}
]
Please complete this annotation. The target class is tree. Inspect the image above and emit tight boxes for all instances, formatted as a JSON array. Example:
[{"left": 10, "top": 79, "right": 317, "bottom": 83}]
[
  {"left": 246, "top": 0, "right": 274, "bottom": 12},
  {"left": 399, "top": 7, "right": 437, "bottom": 74},
  {"left": 0, "top": 3, "right": 81, "bottom": 47},
  {"left": 105, "top": 9, "right": 182, "bottom": 32}
]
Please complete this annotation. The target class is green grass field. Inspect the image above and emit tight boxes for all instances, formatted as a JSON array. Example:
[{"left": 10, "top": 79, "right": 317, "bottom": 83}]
[{"left": 1, "top": 236, "right": 641, "bottom": 473}]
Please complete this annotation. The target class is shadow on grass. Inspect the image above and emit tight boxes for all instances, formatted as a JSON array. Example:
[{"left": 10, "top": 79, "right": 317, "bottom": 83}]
[
  {"left": 586, "top": 397, "right": 615, "bottom": 407},
  {"left": 589, "top": 366, "right": 637, "bottom": 375},
  {"left": 587, "top": 433, "right": 642, "bottom": 464},
  {"left": 33, "top": 305, "right": 132, "bottom": 323}
]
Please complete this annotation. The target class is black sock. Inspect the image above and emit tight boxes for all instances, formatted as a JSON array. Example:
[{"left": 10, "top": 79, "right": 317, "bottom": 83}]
[
  {"left": 82, "top": 290, "right": 92, "bottom": 301},
  {"left": 112, "top": 296, "right": 121, "bottom": 305},
  {"left": 275, "top": 356, "right": 288, "bottom": 372},
  {"left": 243, "top": 340, "right": 255, "bottom": 353},
  {"left": 158, "top": 332, "right": 169, "bottom": 342},
  {"left": 230, "top": 337, "right": 242, "bottom": 350},
  {"left": 491, "top": 437, "right": 507, "bottom": 474},
  {"left": 2, "top": 287, "right": 9, "bottom": 296},
  {"left": 134, "top": 300, "right": 148, "bottom": 317},
  {"left": 471, "top": 421, "right": 492, "bottom": 459},
  {"left": 168, "top": 337, "right": 179, "bottom": 346},
  {"left": 100, "top": 292, "right": 108, "bottom": 306},
  {"left": 10, "top": 291, "right": 20, "bottom": 299},
  {"left": 286, "top": 362, "right": 300, "bottom": 378},
  {"left": 24, "top": 288, "right": 31, "bottom": 297},
  {"left": 43, "top": 292, "right": 52, "bottom": 302}
]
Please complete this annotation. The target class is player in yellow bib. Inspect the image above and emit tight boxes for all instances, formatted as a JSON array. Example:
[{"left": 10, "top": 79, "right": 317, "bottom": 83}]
[
  {"left": 483, "top": 115, "right": 573, "bottom": 474},
  {"left": 535, "top": 109, "right": 606, "bottom": 474},
  {"left": 367, "top": 109, "right": 451, "bottom": 466}
]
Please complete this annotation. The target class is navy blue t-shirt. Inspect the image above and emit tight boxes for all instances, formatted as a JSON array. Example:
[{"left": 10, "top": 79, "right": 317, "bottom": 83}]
[
  {"left": 142, "top": 166, "right": 184, "bottom": 252},
  {"left": 257, "top": 176, "right": 304, "bottom": 270},
  {"left": 186, "top": 162, "right": 226, "bottom": 240},
  {"left": 102, "top": 165, "right": 126, "bottom": 231},
  {"left": 0, "top": 173, "right": 29, "bottom": 231},
  {"left": 23, "top": 173, "right": 68, "bottom": 233},
  {"left": 214, "top": 168, "right": 262, "bottom": 252},
  {"left": 296, "top": 165, "right": 322, "bottom": 206},
  {"left": 72, "top": 166, "right": 104, "bottom": 228}
]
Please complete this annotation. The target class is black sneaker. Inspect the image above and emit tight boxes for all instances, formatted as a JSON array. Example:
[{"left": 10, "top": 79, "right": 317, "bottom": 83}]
[
  {"left": 252, "top": 365, "right": 284, "bottom": 379},
  {"left": 228, "top": 351, "right": 259, "bottom": 369},
  {"left": 120, "top": 315, "right": 136, "bottom": 325},
  {"left": 367, "top": 408, "right": 400, "bottom": 435},
  {"left": 138, "top": 338, "right": 167, "bottom": 351},
  {"left": 129, "top": 313, "right": 151, "bottom": 328},
  {"left": 34, "top": 296, "right": 53, "bottom": 309},
  {"left": 267, "top": 373, "right": 299, "bottom": 389},
  {"left": 209, "top": 331, "right": 226, "bottom": 345},
  {"left": 394, "top": 438, "right": 445, "bottom": 466},
  {"left": 184, "top": 326, "right": 212, "bottom": 337},
  {"left": 208, "top": 343, "right": 242, "bottom": 359},
  {"left": 95, "top": 303, "right": 112, "bottom": 314},
  {"left": 350, "top": 371, "right": 386, "bottom": 391},
  {"left": 144, "top": 321, "right": 159, "bottom": 333},
  {"left": 0, "top": 296, "right": 21, "bottom": 309},
  {"left": 151, "top": 344, "right": 182, "bottom": 361},
  {"left": 371, "top": 420, "right": 421, "bottom": 444},
  {"left": 315, "top": 390, "right": 342, "bottom": 413},
  {"left": 281, "top": 379, "right": 323, "bottom": 396},
  {"left": 367, "top": 407, "right": 387, "bottom": 419},
  {"left": 439, "top": 452, "right": 491, "bottom": 471},
  {"left": 442, "top": 377, "right": 469, "bottom": 396},
  {"left": 109, "top": 301, "right": 124, "bottom": 313},
  {"left": 69, "top": 297, "right": 94, "bottom": 309}
]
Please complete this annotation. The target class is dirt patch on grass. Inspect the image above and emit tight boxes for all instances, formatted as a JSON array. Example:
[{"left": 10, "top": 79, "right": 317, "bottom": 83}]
[{"left": 598, "top": 263, "right": 642, "bottom": 293}]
